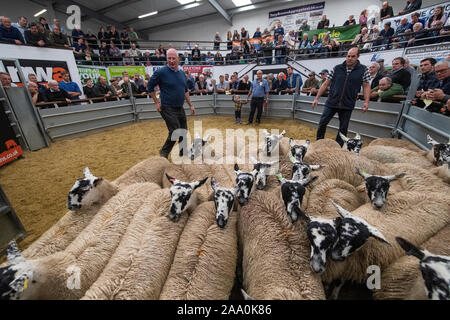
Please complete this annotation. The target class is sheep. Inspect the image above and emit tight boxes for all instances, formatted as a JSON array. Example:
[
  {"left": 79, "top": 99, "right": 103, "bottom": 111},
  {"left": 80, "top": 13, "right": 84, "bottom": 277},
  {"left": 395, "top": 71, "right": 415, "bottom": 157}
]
[
  {"left": 368, "top": 138, "right": 423, "bottom": 153},
  {"left": 356, "top": 169, "right": 406, "bottom": 209},
  {"left": 426, "top": 135, "right": 450, "bottom": 166},
  {"left": 360, "top": 145, "right": 434, "bottom": 169},
  {"left": 278, "top": 139, "right": 311, "bottom": 180},
  {"left": 82, "top": 188, "right": 191, "bottom": 300},
  {"left": 234, "top": 164, "right": 257, "bottom": 206},
  {"left": 113, "top": 156, "right": 170, "bottom": 188},
  {"left": 430, "top": 164, "right": 450, "bottom": 184},
  {"left": 374, "top": 225, "right": 450, "bottom": 300},
  {"left": 0, "top": 182, "right": 161, "bottom": 299},
  {"left": 338, "top": 132, "right": 363, "bottom": 155},
  {"left": 160, "top": 201, "right": 238, "bottom": 300},
  {"left": 187, "top": 133, "right": 211, "bottom": 161},
  {"left": 238, "top": 190, "right": 325, "bottom": 300},
  {"left": 22, "top": 167, "right": 119, "bottom": 260},
  {"left": 306, "top": 139, "right": 342, "bottom": 155},
  {"left": 165, "top": 173, "right": 208, "bottom": 222},
  {"left": 395, "top": 237, "right": 450, "bottom": 300},
  {"left": 262, "top": 129, "right": 286, "bottom": 157},
  {"left": 276, "top": 173, "right": 318, "bottom": 223},
  {"left": 319, "top": 191, "right": 450, "bottom": 296},
  {"left": 249, "top": 156, "right": 278, "bottom": 190},
  {"left": 289, "top": 155, "right": 323, "bottom": 181},
  {"left": 210, "top": 177, "right": 238, "bottom": 228}
]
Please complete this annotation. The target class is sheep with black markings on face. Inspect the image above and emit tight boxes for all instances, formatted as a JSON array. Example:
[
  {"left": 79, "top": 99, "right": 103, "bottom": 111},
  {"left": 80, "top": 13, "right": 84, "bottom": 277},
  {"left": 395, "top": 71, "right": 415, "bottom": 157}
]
[
  {"left": 234, "top": 164, "right": 257, "bottom": 206},
  {"left": 338, "top": 132, "right": 363, "bottom": 155},
  {"left": 210, "top": 177, "right": 238, "bottom": 228},
  {"left": 262, "top": 129, "right": 286, "bottom": 157},
  {"left": 166, "top": 173, "right": 208, "bottom": 222},
  {"left": 426, "top": 135, "right": 450, "bottom": 167}
]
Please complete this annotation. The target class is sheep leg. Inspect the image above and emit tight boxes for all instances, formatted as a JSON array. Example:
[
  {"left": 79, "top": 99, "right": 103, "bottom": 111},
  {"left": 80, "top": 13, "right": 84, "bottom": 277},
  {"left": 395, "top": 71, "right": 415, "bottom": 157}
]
[{"left": 328, "top": 279, "right": 345, "bottom": 300}]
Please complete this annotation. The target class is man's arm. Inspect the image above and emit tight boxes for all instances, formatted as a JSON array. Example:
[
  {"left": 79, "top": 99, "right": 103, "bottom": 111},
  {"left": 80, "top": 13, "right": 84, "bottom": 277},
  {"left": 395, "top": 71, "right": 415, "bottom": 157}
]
[
  {"left": 311, "top": 79, "right": 330, "bottom": 108},
  {"left": 362, "top": 82, "right": 370, "bottom": 112},
  {"left": 185, "top": 91, "right": 195, "bottom": 115}
]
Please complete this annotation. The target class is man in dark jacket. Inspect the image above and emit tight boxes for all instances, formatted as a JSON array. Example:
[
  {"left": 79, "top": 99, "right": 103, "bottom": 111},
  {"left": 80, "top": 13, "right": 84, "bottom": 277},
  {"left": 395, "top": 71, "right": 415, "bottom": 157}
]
[
  {"left": 25, "top": 22, "right": 49, "bottom": 47},
  {"left": 416, "top": 58, "right": 440, "bottom": 93},
  {"left": 369, "top": 62, "right": 383, "bottom": 89},
  {"left": 0, "top": 17, "right": 25, "bottom": 44},
  {"left": 82, "top": 78, "right": 95, "bottom": 99},
  {"left": 93, "top": 76, "right": 115, "bottom": 99},
  {"left": 312, "top": 47, "right": 371, "bottom": 146},
  {"left": 317, "top": 15, "right": 330, "bottom": 29},
  {"left": 272, "top": 72, "right": 288, "bottom": 94},
  {"left": 400, "top": 0, "right": 422, "bottom": 15},
  {"left": 380, "top": 1, "right": 394, "bottom": 20},
  {"left": 420, "top": 60, "right": 450, "bottom": 114},
  {"left": 44, "top": 80, "right": 72, "bottom": 107},
  {"left": 390, "top": 57, "right": 411, "bottom": 92}
]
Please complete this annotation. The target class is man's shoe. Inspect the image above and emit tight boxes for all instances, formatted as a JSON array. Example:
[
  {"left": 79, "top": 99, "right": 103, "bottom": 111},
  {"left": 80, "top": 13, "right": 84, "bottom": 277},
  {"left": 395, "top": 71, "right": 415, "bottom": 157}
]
[{"left": 246, "top": 122, "right": 252, "bottom": 125}]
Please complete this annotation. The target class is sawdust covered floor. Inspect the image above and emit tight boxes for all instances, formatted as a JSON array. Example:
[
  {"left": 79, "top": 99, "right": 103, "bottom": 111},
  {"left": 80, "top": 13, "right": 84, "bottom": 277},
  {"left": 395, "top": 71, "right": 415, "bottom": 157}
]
[{"left": 0, "top": 116, "right": 335, "bottom": 251}]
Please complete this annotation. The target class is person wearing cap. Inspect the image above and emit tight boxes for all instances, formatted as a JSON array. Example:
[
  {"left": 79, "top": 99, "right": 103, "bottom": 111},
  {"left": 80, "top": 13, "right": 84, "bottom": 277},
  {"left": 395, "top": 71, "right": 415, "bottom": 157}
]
[
  {"left": 286, "top": 66, "right": 302, "bottom": 94},
  {"left": 312, "top": 69, "right": 330, "bottom": 97},
  {"left": 303, "top": 72, "right": 320, "bottom": 95},
  {"left": 312, "top": 47, "right": 371, "bottom": 147},
  {"left": 376, "top": 58, "right": 388, "bottom": 76}
]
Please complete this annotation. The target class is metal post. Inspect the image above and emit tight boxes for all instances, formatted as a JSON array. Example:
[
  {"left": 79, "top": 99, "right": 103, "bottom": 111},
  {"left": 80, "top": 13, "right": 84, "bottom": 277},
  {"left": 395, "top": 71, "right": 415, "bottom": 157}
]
[{"left": 127, "top": 82, "right": 137, "bottom": 122}]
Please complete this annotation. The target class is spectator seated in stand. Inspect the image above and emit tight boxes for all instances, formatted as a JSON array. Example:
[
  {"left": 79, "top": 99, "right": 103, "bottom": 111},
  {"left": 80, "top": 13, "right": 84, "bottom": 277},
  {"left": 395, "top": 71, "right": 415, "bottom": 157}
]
[
  {"left": 129, "top": 43, "right": 141, "bottom": 59},
  {"left": 122, "top": 51, "right": 134, "bottom": 66},
  {"left": 71, "top": 26, "right": 85, "bottom": 43},
  {"left": 99, "top": 41, "right": 110, "bottom": 61},
  {"left": 380, "top": 1, "right": 394, "bottom": 20},
  {"left": 299, "top": 20, "right": 310, "bottom": 34},
  {"left": 121, "top": 76, "right": 138, "bottom": 95},
  {"left": 317, "top": 69, "right": 330, "bottom": 96},
  {"left": 274, "top": 35, "right": 287, "bottom": 64},
  {"left": 425, "top": 6, "right": 446, "bottom": 30},
  {"left": 185, "top": 70, "right": 195, "bottom": 94},
  {"left": 284, "top": 30, "right": 298, "bottom": 51},
  {"left": 238, "top": 74, "right": 251, "bottom": 91},
  {"left": 253, "top": 27, "right": 262, "bottom": 38},
  {"left": 195, "top": 74, "right": 208, "bottom": 95},
  {"left": 370, "top": 77, "right": 404, "bottom": 102},
  {"left": 261, "top": 37, "right": 274, "bottom": 64},
  {"left": 128, "top": 26, "right": 139, "bottom": 46},
  {"left": 59, "top": 71, "right": 82, "bottom": 103},
  {"left": 400, "top": 0, "right": 422, "bottom": 15},
  {"left": 93, "top": 76, "right": 116, "bottom": 100},
  {"left": 422, "top": 60, "right": 450, "bottom": 116},
  {"left": 379, "top": 21, "right": 395, "bottom": 50},
  {"left": 317, "top": 15, "right": 330, "bottom": 29},
  {"left": 0, "top": 72, "right": 17, "bottom": 88},
  {"left": 309, "top": 34, "right": 322, "bottom": 55},
  {"left": 191, "top": 44, "right": 201, "bottom": 65},
  {"left": 391, "top": 18, "right": 412, "bottom": 49},
  {"left": 51, "top": 18, "right": 66, "bottom": 35},
  {"left": 214, "top": 51, "right": 223, "bottom": 65},
  {"left": 205, "top": 52, "right": 215, "bottom": 65},
  {"left": 228, "top": 74, "right": 240, "bottom": 93},
  {"left": 0, "top": 16, "right": 25, "bottom": 44},
  {"left": 120, "top": 27, "right": 130, "bottom": 49},
  {"left": 368, "top": 25, "right": 381, "bottom": 50},
  {"left": 109, "top": 41, "right": 122, "bottom": 60},
  {"left": 85, "top": 30, "right": 98, "bottom": 50},
  {"left": 352, "top": 27, "right": 370, "bottom": 50},
  {"left": 407, "top": 22, "right": 428, "bottom": 47},
  {"left": 216, "top": 75, "right": 228, "bottom": 93},
  {"left": 37, "top": 22, "right": 51, "bottom": 41},
  {"left": 49, "top": 25, "right": 69, "bottom": 48},
  {"left": 82, "top": 78, "right": 96, "bottom": 99},
  {"left": 286, "top": 66, "right": 302, "bottom": 94},
  {"left": 27, "top": 73, "right": 46, "bottom": 93},
  {"left": 303, "top": 72, "right": 320, "bottom": 95},
  {"left": 343, "top": 15, "right": 356, "bottom": 26},
  {"left": 414, "top": 58, "right": 440, "bottom": 107},
  {"left": 368, "top": 62, "right": 383, "bottom": 89},
  {"left": 28, "top": 81, "right": 46, "bottom": 105},
  {"left": 272, "top": 72, "right": 288, "bottom": 94},
  {"left": 207, "top": 78, "right": 216, "bottom": 94},
  {"left": 427, "top": 20, "right": 445, "bottom": 43},
  {"left": 12, "top": 16, "right": 28, "bottom": 43},
  {"left": 25, "top": 22, "right": 49, "bottom": 47},
  {"left": 72, "top": 37, "right": 86, "bottom": 59},
  {"left": 390, "top": 57, "right": 411, "bottom": 92},
  {"left": 44, "top": 80, "right": 72, "bottom": 107},
  {"left": 298, "top": 33, "right": 311, "bottom": 54},
  {"left": 273, "top": 22, "right": 284, "bottom": 39}
]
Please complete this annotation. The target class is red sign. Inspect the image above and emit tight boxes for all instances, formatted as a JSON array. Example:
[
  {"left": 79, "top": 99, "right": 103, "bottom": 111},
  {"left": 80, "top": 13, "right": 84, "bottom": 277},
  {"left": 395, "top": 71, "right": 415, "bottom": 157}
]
[
  {"left": 182, "top": 65, "right": 213, "bottom": 77},
  {"left": 0, "top": 140, "right": 23, "bottom": 167}
]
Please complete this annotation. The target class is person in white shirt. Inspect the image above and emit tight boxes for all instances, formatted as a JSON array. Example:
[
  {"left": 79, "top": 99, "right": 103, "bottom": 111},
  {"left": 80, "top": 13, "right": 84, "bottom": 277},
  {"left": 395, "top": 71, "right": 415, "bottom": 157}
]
[{"left": 283, "top": 30, "right": 297, "bottom": 49}]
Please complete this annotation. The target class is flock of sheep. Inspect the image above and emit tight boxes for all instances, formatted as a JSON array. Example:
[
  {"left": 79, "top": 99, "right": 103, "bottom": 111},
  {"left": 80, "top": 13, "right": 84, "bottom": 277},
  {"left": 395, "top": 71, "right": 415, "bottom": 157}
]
[{"left": 0, "top": 130, "right": 449, "bottom": 300}]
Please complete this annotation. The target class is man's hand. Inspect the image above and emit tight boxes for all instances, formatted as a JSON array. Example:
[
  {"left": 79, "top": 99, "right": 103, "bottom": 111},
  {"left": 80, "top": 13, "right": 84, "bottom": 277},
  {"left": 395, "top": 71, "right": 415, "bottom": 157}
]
[
  {"left": 190, "top": 105, "right": 195, "bottom": 116},
  {"left": 155, "top": 101, "right": 162, "bottom": 112},
  {"left": 14, "top": 40, "right": 23, "bottom": 45},
  {"left": 370, "top": 91, "right": 378, "bottom": 99},
  {"left": 65, "top": 98, "right": 71, "bottom": 103},
  {"left": 312, "top": 98, "right": 318, "bottom": 109},
  {"left": 362, "top": 102, "right": 369, "bottom": 112},
  {"left": 415, "top": 90, "right": 423, "bottom": 98},
  {"left": 38, "top": 40, "right": 45, "bottom": 47},
  {"left": 428, "top": 89, "right": 445, "bottom": 101}
]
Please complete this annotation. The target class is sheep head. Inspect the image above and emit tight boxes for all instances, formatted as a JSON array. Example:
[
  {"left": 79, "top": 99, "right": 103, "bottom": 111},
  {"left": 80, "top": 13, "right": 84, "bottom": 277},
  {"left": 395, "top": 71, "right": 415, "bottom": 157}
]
[
  {"left": 357, "top": 169, "right": 405, "bottom": 209},
  {"left": 290, "top": 155, "right": 322, "bottom": 181},
  {"left": 166, "top": 173, "right": 208, "bottom": 222},
  {"left": 187, "top": 133, "right": 211, "bottom": 161},
  {"left": 289, "top": 138, "right": 310, "bottom": 162},
  {"left": 67, "top": 167, "right": 104, "bottom": 211},
  {"left": 250, "top": 156, "right": 276, "bottom": 190},
  {"left": 234, "top": 164, "right": 257, "bottom": 206},
  {"left": 339, "top": 131, "right": 363, "bottom": 155},
  {"left": 427, "top": 134, "right": 450, "bottom": 166},
  {"left": 0, "top": 241, "right": 35, "bottom": 300},
  {"left": 262, "top": 129, "right": 286, "bottom": 156},
  {"left": 330, "top": 201, "right": 391, "bottom": 262},
  {"left": 396, "top": 237, "right": 450, "bottom": 300},
  {"left": 211, "top": 177, "right": 238, "bottom": 229}
]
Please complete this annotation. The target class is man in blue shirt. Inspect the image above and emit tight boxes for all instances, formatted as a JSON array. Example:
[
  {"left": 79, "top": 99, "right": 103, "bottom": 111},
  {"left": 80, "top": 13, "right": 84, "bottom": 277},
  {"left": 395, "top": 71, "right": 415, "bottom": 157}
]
[
  {"left": 273, "top": 22, "right": 284, "bottom": 39},
  {"left": 58, "top": 71, "right": 82, "bottom": 103},
  {"left": 246, "top": 70, "right": 270, "bottom": 124},
  {"left": 11, "top": 16, "right": 27, "bottom": 43},
  {"left": 286, "top": 66, "right": 302, "bottom": 94},
  {"left": 0, "top": 16, "right": 25, "bottom": 45},
  {"left": 147, "top": 48, "right": 195, "bottom": 158}
]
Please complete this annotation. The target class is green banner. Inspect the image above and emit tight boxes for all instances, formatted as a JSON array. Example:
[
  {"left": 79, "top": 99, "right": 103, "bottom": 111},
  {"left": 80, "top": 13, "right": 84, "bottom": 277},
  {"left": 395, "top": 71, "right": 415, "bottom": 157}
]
[
  {"left": 306, "top": 24, "right": 361, "bottom": 42},
  {"left": 108, "top": 66, "right": 145, "bottom": 79},
  {"left": 77, "top": 65, "right": 108, "bottom": 84}
]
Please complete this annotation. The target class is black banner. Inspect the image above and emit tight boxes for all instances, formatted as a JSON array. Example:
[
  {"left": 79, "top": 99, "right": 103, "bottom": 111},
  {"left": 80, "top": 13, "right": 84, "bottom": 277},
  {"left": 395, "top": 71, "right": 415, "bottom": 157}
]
[
  {"left": 2, "top": 59, "right": 69, "bottom": 86},
  {"left": 0, "top": 103, "right": 23, "bottom": 166}
]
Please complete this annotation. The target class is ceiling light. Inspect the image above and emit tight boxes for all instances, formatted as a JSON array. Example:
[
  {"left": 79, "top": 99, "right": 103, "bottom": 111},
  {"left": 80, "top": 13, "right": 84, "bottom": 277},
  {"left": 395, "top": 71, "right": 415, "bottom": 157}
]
[
  {"left": 34, "top": 9, "right": 47, "bottom": 17},
  {"left": 183, "top": 2, "right": 201, "bottom": 9},
  {"left": 138, "top": 11, "right": 158, "bottom": 18},
  {"left": 177, "top": 0, "right": 194, "bottom": 4},
  {"left": 232, "top": 0, "right": 252, "bottom": 6},
  {"left": 237, "top": 4, "right": 255, "bottom": 12}
]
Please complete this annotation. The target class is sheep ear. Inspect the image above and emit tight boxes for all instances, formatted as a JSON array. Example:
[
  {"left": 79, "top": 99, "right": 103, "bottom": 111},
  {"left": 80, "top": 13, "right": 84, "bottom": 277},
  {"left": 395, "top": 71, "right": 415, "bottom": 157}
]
[
  {"left": 356, "top": 169, "right": 372, "bottom": 180},
  {"left": 310, "top": 165, "right": 321, "bottom": 170},
  {"left": 383, "top": 173, "right": 406, "bottom": 182},
  {"left": 396, "top": 237, "right": 425, "bottom": 260},
  {"left": 192, "top": 177, "right": 208, "bottom": 189},
  {"left": 7, "top": 240, "right": 25, "bottom": 264},
  {"left": 210, "top": 177, "right": 219, "bottom": 191},
  {"left": 234, "top": 163, "right": 241, "bottom": 174},
  {"left": 241, "top": 289, "right": 254, "bottom": 300},
  {"left": 166, "top": 173, "right": 177, "bottom": 184},
  {"left": 249, "top": 156, "right": 258, "bottom": 165},
  {"left": 262, "top": 129, "right": 269, "bottom": 136},
  {"left": 330, "top": 200, "right": 353, "bottom": 219},
  {"left": 279, "top": 130, "right": 286, "bottom": 138},
  {"left": 354, "top": 133, "right": 361, "bottom": 140},
  {"left": 427, "top": 134, "right": 439, "bottom": 146},
  {"left": 289, "top": 138, "right": 295, "bottom": 148},
  {"left": 83, "top": 167, "right": 94, "bottom": 179},
  {"left": 300, "top": 175, "right": 318, "bottom": 187},
  {"left": 368, "top": 226, "right": 392, "bottom": 247},
  {"left": 339, "top": 132, "right": 349, "bottom": 143},
  {"left": 194, "top": 133, "right": 200, "bottom": 140},
  {"left": 93, "top": 178, "right": 103, "bottom": 187},
  {"left": 304, "top": 140, "right": 310, "bottom": 149},
  {"left": 203, "top": 134, "right": 211, "bottom": 144}
]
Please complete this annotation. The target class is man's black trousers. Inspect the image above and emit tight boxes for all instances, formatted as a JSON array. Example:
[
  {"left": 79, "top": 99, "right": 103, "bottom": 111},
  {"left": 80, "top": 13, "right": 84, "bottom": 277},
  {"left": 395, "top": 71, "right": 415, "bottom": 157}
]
[
  {"left": 248, "top": 97, "right": 264, "bottom": 123},
  {"left": 316, "top": 106, "right": 353, "bottom": 147},
  {"left": 159, "top": 106, "right": 187, "bottom": 158}
]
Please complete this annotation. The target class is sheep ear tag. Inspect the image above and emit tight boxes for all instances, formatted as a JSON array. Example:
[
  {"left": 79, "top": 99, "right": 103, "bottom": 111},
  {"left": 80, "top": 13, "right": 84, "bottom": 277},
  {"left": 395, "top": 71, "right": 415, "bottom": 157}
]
[
  {"left": 169, "top": 179, "right": 176, "bottom": 182},
  {"left": 276, "top": 173, "right": 283, "bottom": 179},
  {"left": 23, "top": 279, "right": 28, "bottom": 291},
  {"left": 290, "top": 155, "right": 297, "bottom": 163}
]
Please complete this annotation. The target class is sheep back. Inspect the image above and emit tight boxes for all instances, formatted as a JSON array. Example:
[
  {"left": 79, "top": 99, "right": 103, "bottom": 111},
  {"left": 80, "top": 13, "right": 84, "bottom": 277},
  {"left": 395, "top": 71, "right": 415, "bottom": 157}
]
[
  {"left": 368, "top": 138, "right": 423, "bottom": 153},
  {"left": 114, "top": 156, "right": 170, "bottom": 188}
]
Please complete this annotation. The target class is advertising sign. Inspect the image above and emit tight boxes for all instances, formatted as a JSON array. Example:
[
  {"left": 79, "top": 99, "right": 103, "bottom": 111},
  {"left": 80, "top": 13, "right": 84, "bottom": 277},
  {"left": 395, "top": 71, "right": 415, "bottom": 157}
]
[
  {"left": 268, "top": 2, "right": 326, "bottom": 31},
  {"left": 108, "top": 66, "right": 146, "bottom": 79},
  {"left": 77, "top": 65, "right": 108, "bottom": 84},
  {"left": 0, "top": 106, "right": 23, "bottom": 167},
  {"left": 382, "top": 2, "right": 450, "bottom": 29}
]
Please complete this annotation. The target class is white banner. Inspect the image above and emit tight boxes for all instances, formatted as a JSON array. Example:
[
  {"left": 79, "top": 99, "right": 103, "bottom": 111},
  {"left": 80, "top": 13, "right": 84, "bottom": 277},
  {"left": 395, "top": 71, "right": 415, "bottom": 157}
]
[
  {"left": 404, "top": 43, "right": 450, "bottom": 66},
  {"left": 268, "top": 2, "right": 325, "bottom": 32},
  {"left": 382, "top": 2, "right": 450, "bottom": 29}
]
